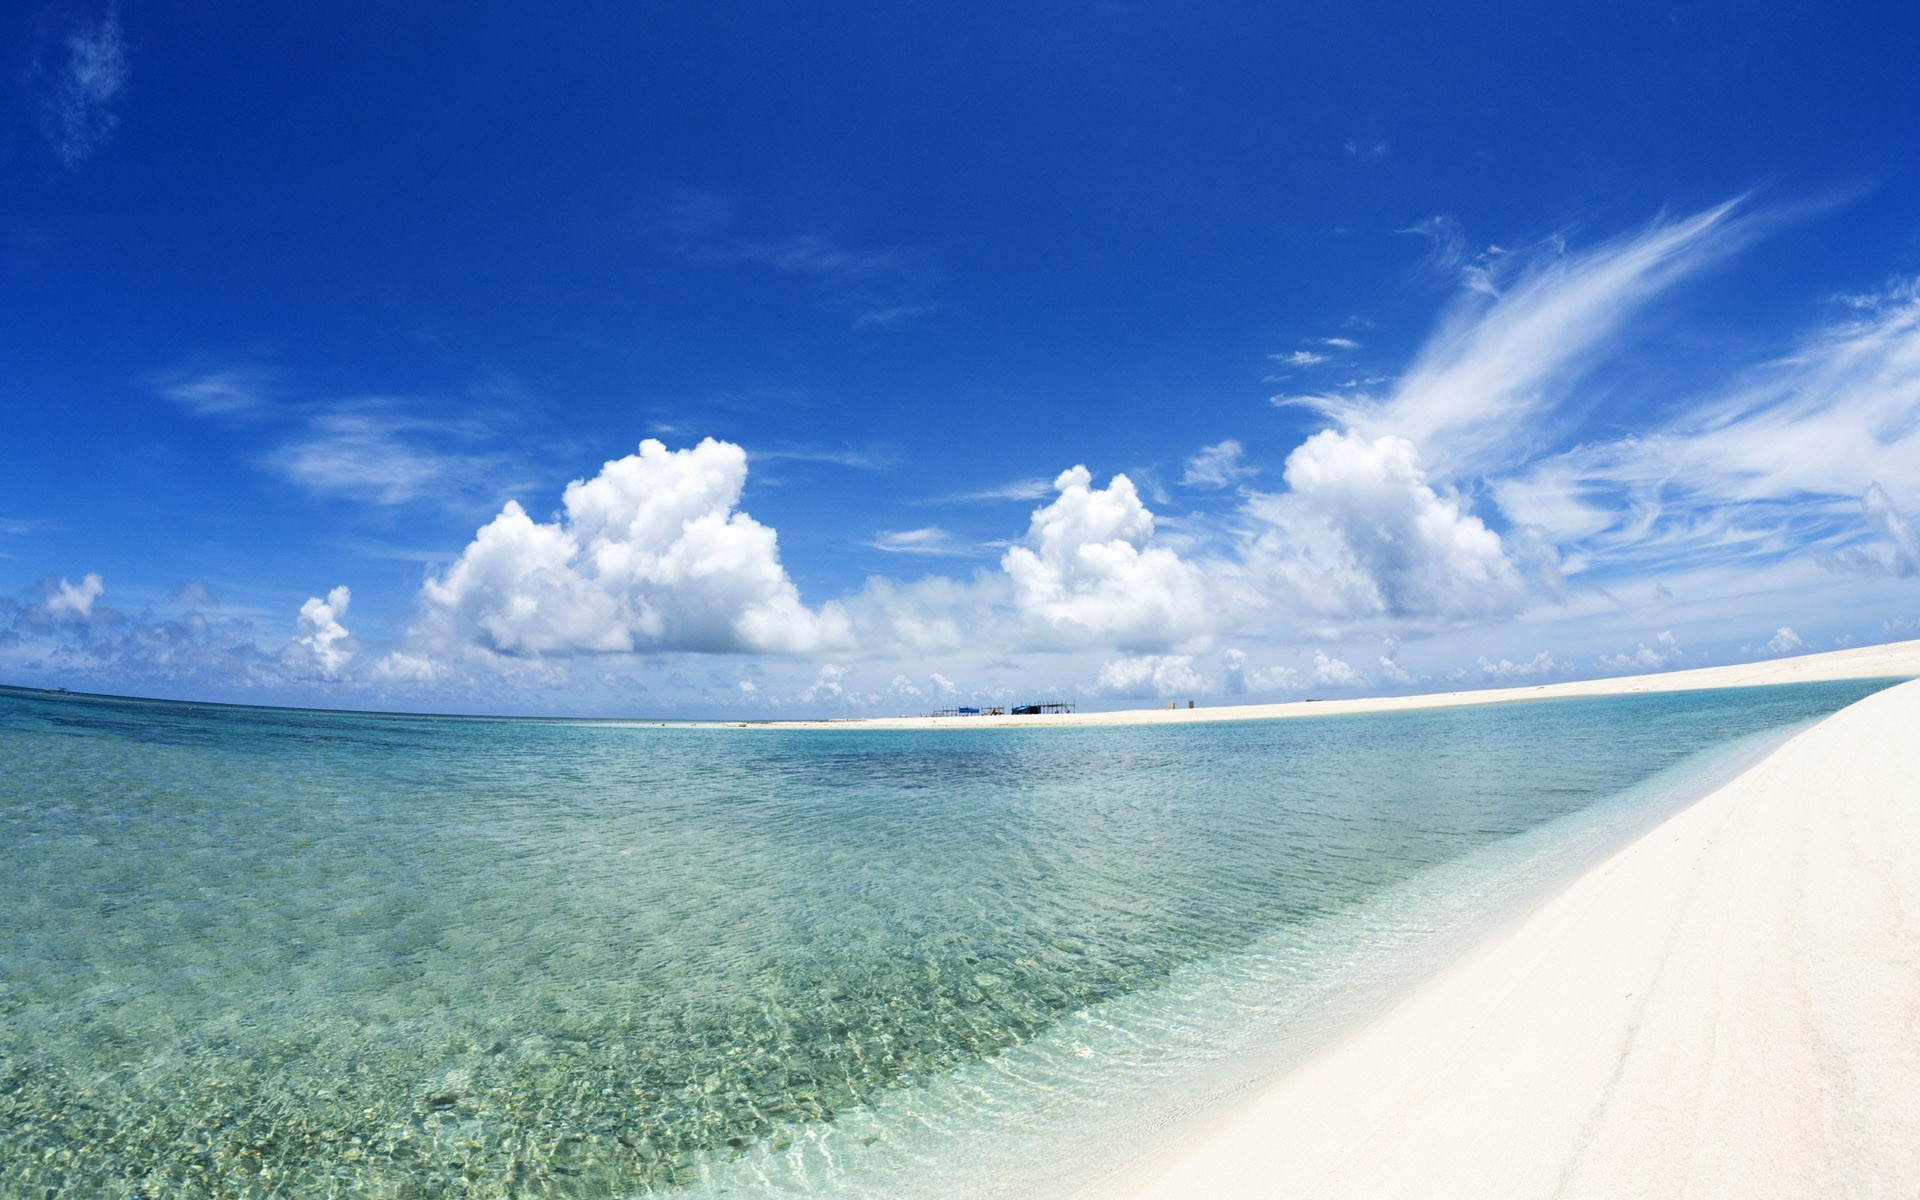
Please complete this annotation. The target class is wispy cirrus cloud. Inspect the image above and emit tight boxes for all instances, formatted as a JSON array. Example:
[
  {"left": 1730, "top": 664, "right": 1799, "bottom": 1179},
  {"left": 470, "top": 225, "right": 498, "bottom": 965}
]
[
  {"left": 867, "top": 527, "right": 980, "bottom": 556},
  {"left": 652, "top": 194, "right": 944, "bottom": 330},
  {"left": 1181, "top": 439, "right": 1257, "bottom": 488},
  {"left": 1272, "top": 198, "right": 1920, "bottom": 602},
  {"left": 750, "top": 441, "right": 901, "bottom": 470},
  {"left": 263, "top": 403, "right": 520, "bottom": 506},
  {"left": 33, "top": 7, "right": 129, "bottom": 167},
  {"left": 1269, "top": 349, "right": 1329, "bottom": 369},
  {"left": 1492, "top": 277, "right": 1920, "bottom": 581},
  {"left": 0, "top": 516, "right": 54, "bottom": 538},
  {"left": 156, "top": 365, "right": 533, "bottom": 508},
  {"left": 724, "top": 235, "right": 942, "bottom": 329},
  {"left": 154, "top": 364, "right": 280, "bottom": 420},
  {"left": 1326, "top": 200, "right": 1749, "bottom": 478},
  {"left": 924, "top": 477, "right": 1058, "bottom": 504}
]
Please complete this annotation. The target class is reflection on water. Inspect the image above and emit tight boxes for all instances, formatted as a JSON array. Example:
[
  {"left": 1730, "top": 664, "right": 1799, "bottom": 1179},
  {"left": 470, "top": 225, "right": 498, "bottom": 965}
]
[{"left": 0, "top": 680, "right": 1891, "bottom": 1197}]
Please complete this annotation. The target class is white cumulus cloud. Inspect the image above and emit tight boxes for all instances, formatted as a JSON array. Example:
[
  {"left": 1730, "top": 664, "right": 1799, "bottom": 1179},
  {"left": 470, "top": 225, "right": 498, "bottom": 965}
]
[
  {"left": 1475, "top": 650, "right": 1564, "bottom": 679},
  {"left": 1001, "top": 466, "right": 1211, "bottom": 650},
  {"left": 412, "top": 438, "right": 849, "bottom": 660},
  {"left": 1312, "top": 651, "right": 1359, "bottom": 687},
  {"left": 292, "top": 586, "right": 353, "bottom": 678},
  {"left": 46, "top": 572, "right": 105, "bottom": 618},
  {"left": 800, "top": 663, "right": 845, "bottom": 705},
  {"left": 1378, "top": 654, "right": 1415, "bottom": 686},
  {"left": 1091, "top": 653, "right": 1206, "bottom": 698},
  {"left": 1222, "top": 647, "right": 1300, "bottom": 693},
  {"left": 1597, "top": 630, "right": 1680, "bottom": 673},
  {"left": 1246, "top": 430, "right": 1526, "bottom": 624},
  {"left": 1762, "top": 626, "right": 1804, "bottom": 655},
  {"left": 372, "top": 650, "right": 440, "bottom": 684}
]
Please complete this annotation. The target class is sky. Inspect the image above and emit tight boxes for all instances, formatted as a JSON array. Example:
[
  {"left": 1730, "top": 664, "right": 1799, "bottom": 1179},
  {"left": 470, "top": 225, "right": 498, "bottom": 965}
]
[{"left": 3, "top": 1, "right": 1919, "bottom": 716}]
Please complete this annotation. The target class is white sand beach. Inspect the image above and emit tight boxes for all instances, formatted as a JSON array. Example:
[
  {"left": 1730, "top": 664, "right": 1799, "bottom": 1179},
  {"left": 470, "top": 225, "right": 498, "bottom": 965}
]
[
  {"left": 1078, "top": 672, "right": 1920, "bottom": 1198},
  {"left": 758, "top": 637, "right": 1920, "bottom": 729}
]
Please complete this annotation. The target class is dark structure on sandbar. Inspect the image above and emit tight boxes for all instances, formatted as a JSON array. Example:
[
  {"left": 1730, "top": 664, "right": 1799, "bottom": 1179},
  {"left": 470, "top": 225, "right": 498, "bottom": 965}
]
[{"left": 925, "top": 701, "right": 1076, "bottom": 717}]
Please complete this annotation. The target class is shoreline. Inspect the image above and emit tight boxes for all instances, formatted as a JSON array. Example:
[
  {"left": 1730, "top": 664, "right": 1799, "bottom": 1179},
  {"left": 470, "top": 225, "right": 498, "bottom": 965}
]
[
  {"left": 1078, "top": 675, "right": 1920, "bottom": 1198},
  {"left": 740, "top": 637, "right": 1920, "bottom": 729}
]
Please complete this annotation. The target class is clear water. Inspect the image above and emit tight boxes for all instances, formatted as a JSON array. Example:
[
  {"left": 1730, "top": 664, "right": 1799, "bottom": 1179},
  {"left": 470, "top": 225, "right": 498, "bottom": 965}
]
[{"left": 0, "top": 679, "right": 1897, "bottom": 1199}]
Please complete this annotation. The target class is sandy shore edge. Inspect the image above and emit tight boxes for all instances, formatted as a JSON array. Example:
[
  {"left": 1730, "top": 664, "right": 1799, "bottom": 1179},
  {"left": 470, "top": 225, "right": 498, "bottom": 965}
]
[
  {"left": 1078, "top": 674, "right": 1920, "bottom": 1199},
  {"left": 734, "top": 638, "right": 1920, "bottom": 729}
]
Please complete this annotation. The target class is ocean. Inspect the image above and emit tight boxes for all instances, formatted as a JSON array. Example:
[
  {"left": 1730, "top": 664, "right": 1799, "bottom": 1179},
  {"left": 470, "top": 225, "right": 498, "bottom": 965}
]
[{"left": 0, "top": 678, "right": 1895, "bottom": 1198}]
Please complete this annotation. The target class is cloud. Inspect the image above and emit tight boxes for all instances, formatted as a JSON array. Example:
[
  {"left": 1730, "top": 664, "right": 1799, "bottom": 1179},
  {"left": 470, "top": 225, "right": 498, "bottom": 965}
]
[
  {"left": 732, "top": 237, "right": 897, "bottom": 278},
  {"left": 1222, "top": 648, "right": 1299, "bottom": 694},
  {"left": 752, "top": 442, "right": 899, "bottom": 470},
  {"left": 1001, "top": 466, "right": 1212, "bottom": 650},
  {"left": 0, "top": 516, "right": 53, "bottom": 538},
  {"left": 694, "top": 233, "right": 941, "bottom": 330},
  {"left": 1091, "top": 653, "right": 1205, "bottom": 699},
  {"left": 410, "top": 438, "right": 849, "bottom": 661},
  {"left": 63, "top": 200, "right": 1916, "bottom": 711},
  {"left": 800, "top": 663, "right": 845, "bottom": 705},
  {"left": 372, "top": 651, "right": 441, "bottom": 684},
  {"left": 45, "top": 572, "right": 105, "bottom": 618},
  {"left": 157, "top": 369, "right": 520, "bottom": 508},
  {"left": 1181, "top": 440, "right": 1258, "bottom": 489},
  {"left": 36, "top": 8, "right": 129, "bottom": 167},
  {"left": 0, "top": 588, "right": 296, "bottom": 695},
  {"left": 934, "top": 477, "right": 1059, "bottom": 504},
  {"left": 1270, "top": 350, "right": 1330, "bottom": 369},
  {"left": 1761, "top": 626, "right": 1803, "bottom": 655},
  {"left": 1334, "top": 202, "right": 1745, "bottom": 478},
  {"left": 264, "top": 406, "right": 499, "bottom": 505},
  {"left": 1495, "top": 282, "right": 1920, "bottom": 582},
  {"left": 1846, "top": 483, "right": 1920, "bottom": 576},
  {"left": 868, "top": 527, "right": 975, "bottom": 556},
  {"left": 291, "top": 586, "right": 353, "bottom": 678},
  {"left": 1244, "top": 430, "right": 1526, "bottom": 625},
  {"left": 1597, "top": 630, "right": 1681, "bottom": 673},
  {"left": 929, "top": 672, "right": 957, "bottom": 697},
  {"left": 1475, "top": 650, "right": 1565, "bottom": 680},
  {"left": 1398, "top": 215, "right": 1472, "bottom": 279},
  {"left": 156, "top": 366, "right": 277, "bottom": 420},
  {"left": 171, "top": 580, "right": 216, "bottom": 607},
  {"left": 1311, "top": 651, "right": 1359, "bottom": 688}
]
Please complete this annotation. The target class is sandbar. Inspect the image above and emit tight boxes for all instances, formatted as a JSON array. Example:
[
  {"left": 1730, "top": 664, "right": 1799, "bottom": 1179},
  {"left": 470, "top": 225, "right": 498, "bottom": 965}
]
[
  {"left": 756, "top": 637, "right": 1920, "bottom": 729},
  {"left": 1078, "top": 673, "right": 1920, "bottom": 1198}
]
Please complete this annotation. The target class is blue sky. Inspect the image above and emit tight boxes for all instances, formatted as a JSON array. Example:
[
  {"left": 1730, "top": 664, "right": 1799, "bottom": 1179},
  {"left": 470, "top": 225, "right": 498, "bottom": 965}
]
[{"left": 4, "top": 2, "right": 1919, "bottom": 715}]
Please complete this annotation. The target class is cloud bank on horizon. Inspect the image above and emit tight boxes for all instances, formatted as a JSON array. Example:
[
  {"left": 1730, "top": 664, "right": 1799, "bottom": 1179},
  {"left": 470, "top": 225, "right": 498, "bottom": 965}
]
[{"left": 8, "top": 200, "right": 1920, "bottom": 713}]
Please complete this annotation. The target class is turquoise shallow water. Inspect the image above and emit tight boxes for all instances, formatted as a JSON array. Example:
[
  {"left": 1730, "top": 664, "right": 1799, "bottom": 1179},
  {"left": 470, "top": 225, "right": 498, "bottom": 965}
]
[{"left": 0, "top": 679, "right": 1897, "bottom": 1198}]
